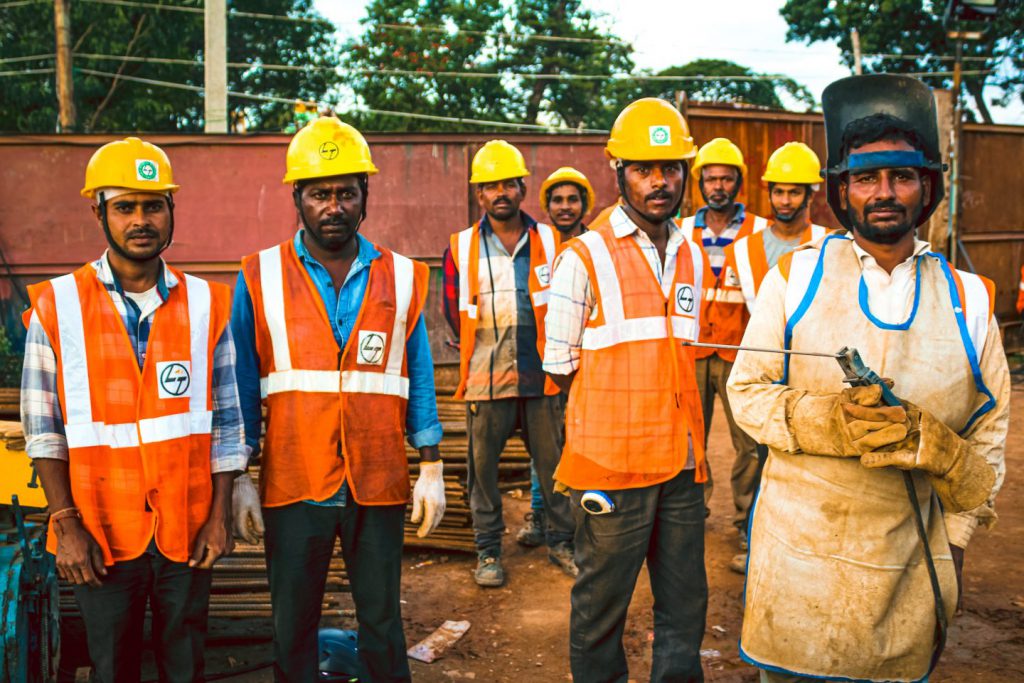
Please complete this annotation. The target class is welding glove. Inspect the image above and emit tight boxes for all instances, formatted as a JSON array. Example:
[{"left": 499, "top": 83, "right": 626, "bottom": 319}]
[
  {"left": 232, "top": 472, "right": 265, "bottom": 545},
  {"left": 411, "top": 460, "right": 446, "bottom": 538},
  {"left": 860, "top": 402, "right": 995, "bottom": 513},
  {"left": 790, "top": 384, "right": 910, "bottom": 457}
]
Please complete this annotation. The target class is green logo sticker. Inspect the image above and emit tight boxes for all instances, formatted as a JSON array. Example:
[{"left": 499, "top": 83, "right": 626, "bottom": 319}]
[
  {"left": 649, "top": 125, "right": 671, "bottom": 147},
  {"left": 136, "top": 159, "right": 159, "bottom": 182}
]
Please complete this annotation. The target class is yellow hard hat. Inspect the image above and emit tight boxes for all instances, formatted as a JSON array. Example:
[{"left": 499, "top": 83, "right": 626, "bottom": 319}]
[
  {"left": 470, "top": 140, "right": 530, "bottom": 184},
  {"left": 605, "top": 98, "right": 696, "bottom": 162},
  {"left": 761, "top": 141, "right": 822, "bottom": 185},
  {"left": 692, "top": 137, "right": 747, "bottom": 179},
  {"left": 283, "top": 116, "right": 378, "bottom": 184},
  {"left": 539, "top": 167, "right": 597, "bottom": 216},
  {"left": 80, "top": 137, "right": 180, "bottom": 199}
]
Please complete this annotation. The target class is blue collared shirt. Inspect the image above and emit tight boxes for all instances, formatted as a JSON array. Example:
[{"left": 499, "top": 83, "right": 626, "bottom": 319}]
[
  {"left": 231, "top": 230, "right": 442, "bottom": 506},
  {"left": 693, "top": 203, "right": 748, "bottom": 277}
]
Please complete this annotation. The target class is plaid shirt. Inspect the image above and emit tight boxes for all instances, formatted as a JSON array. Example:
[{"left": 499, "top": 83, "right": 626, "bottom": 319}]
[
  {"left": 21, "top": 253, "right": 248, "bottom": 473},
  {"left": 693, "top": 203, "right": 747, "bottom": 277}
]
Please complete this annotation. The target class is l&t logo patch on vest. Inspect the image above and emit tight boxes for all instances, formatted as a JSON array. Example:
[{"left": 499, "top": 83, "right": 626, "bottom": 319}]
[
  {"left": 358, "top": 330, "right": 387, "bottom": 365},
  {"left": 675, "top": 283, "right": 695, "bottom": 315},
  {"left": 157, "top": 361, "right": 191, "bottom": 399},
  {"left": 534, "top": 264, "right": 551, "bottom": 287}
]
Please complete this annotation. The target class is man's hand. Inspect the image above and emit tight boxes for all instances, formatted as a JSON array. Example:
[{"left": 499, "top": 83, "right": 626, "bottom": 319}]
[
  {"left": 951, "top": 544, "right": 965, "bottom": 615},
  {"left": 791, "top": 384, "right": 910, "bottom": 456},
  {"left": 411, "top": 459, "right": 446, "bottom": 538},
  {"left": 54, "top": 518, "right": 107, "bottom": 587},
  {"left": 189, "top": 514, "right": 233, "bottom": 569},
  {"left": 232, "top": 472, "right": 265, "bottom": 544}
]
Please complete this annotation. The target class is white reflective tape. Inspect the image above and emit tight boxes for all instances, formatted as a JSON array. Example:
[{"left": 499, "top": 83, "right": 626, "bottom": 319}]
[
  {"left": 733, "top": 238, "right": 757, "bottom": 313},
  {"left": 260, "top": 369, "right": 340, "bottom": 398},
  {"left": 259, "top": 245, "right": 292, "bottom": 372},
  {"left": 810, "top": 224, "right": 828, "bottom": 241},
  {"left": 138, "top": 411, "right": 212, "bottom": 444},
  {"left": 958, "top": 271, "right": 990, "bottom": 354},
  {"left": 532, "top": 289, "right": 550, "bottom": 307},
  {"left": 1019, "top": 281, "right": 1024, "bottom": 291},
  {"left": 680, "top": 216, "right": 695, "bottom": 233},
  {"left": 536, "top": 223, "right": 556, "bottom": 272},
  {"left": 342, "top": 370, "right": 410, "bottom": 398},
  {"left": 752, "top": 216, "right": 769, "bottom": 233},
  {"left": 65, "top": 421, "right": 139, "bottom": 449},
  {"left": 783, "top": 248, "right": 820, "bottom": 322},
  {"left": 582, "top": 315, "right": 696, "bottom": 350},
  {"left": 714, "top": 289, "right": 746, "bottom": 304},
  {"left": 688, "top": 240, "right": 704, "bottom": 333},
  {"left": 387, "top": 254, "right": 415, "bottom": 377},
  {"left": 51, "top": 274, "right": 93, "bottom": 427},
  {"left": 184, "top": 275, "right": 211, "bottom": 413},
  {"left": 457, "top": 228, "right": 474, "bottom": 315},
  {"left": 579, "top": 231, "right": 624, "bottom": 324}
]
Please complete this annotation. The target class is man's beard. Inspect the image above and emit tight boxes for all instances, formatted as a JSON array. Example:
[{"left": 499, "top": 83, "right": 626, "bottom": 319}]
[
  {"left": 553, "top": 218, "right": 582, "bottom": 234},
  {"left": 847, "top": 200, "right": 921, "bottom": 245},
  {"left": 701, "top": 184, "right": 739, "bottom": 211}
]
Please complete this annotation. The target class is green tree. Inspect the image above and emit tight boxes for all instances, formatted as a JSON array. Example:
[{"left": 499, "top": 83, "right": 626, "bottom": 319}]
[
  {"left": 0, "top": 0, "right": 340, "bottom": 133},
  {"left": 651, "top": 59, "right": 815, "bottom": 111},
  {"left": 344, "top": 0, "right": 640, "bottom": 132},
  {"left": 780, "top": 0, "right": 1024, "bottom": 123}
]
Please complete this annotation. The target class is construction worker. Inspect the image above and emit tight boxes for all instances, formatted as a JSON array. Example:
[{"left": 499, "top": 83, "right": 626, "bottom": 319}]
[
  {"left": 724, "top": 142, "right": 830, "bottom": 314},
  {"left": 679, "top": 137, "right": 768, "bottom": 544},
  {"left": 727, "top": 74, "right": 1008, "bottom": 682},
  {"left": 21, "top": 137, "right": 246, "bottom": 682},
  {"left": 231, "top": 117, "right": 446, "bottom": 682},
  {"left": 515, "top": 167, "right": 598, "bottom": 548},
  {"left": 544, "top": 98, "right": 708, "bottom": 682},
  {"left": 442, "top": 140, "right": 577, "bottom": 586}
]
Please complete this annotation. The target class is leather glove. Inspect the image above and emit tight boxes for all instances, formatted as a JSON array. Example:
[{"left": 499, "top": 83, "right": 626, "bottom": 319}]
[
  {"left": 410, "top": 460, "right": 446, "bottom": 538},
  {"left": 791, "top": 384, "right": 910, "bottom": 457},
  {"left": 860, "top": 402, "right": 996, "bottom": 512},
  {"left": 232, "top": 473, "right": 265, "bottom": 544}
]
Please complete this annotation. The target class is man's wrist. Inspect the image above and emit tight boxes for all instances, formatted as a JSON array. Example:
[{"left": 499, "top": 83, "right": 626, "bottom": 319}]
[{"left": 418, "top": 445, "right": 441, "bottom": 463}]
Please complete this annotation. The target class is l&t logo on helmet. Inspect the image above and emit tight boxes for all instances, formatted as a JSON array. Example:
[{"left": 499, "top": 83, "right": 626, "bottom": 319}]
[
  {"left": 135, "top": 159, "right": 159, "bottom": 182},
  {"left": 319, "top": 142, "right": 340, "bottom": 160}
]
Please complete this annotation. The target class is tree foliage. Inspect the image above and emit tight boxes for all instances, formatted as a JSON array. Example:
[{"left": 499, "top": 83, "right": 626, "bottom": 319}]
[
  {"left": 780, "top": 0, "right": 1024, "bottom": 123},
  {"left": 651, "top": 59, "right": 815, "bottom": 110},
  {"left": 0, "top": 0, "right": 340, "bottom": 132},
  {"left": 344, "top": 0, "right": 640, "bottom": 132}
]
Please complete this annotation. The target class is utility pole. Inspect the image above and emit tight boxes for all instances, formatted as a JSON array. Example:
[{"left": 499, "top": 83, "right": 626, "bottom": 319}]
[
  {"left": 850, "top": 28, "right": 863, "bottom": 75},
  {"left": 53, "top": 0, "right": 76, "bottom": 132},
  {"left": 204, "top": 0, "right": 228, "bottom": 133}
]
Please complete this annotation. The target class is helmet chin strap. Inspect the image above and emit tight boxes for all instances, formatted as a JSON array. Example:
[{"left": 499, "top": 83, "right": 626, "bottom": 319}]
[
  {"left": 616, "top": 161, "right": 687, "bottom": 224},
  {"left": 99, "top": 193, "right": 175, "bottom": 263}
]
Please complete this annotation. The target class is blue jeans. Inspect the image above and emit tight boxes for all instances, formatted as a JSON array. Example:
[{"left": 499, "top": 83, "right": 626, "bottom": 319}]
[{"left": 569, "top": 469, "right": 707, "bottom": 683}]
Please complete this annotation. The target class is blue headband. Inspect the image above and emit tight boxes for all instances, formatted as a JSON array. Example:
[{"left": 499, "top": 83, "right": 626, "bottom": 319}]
[{"left": 846, "top": 150, "right": 928, "bottom": 171}]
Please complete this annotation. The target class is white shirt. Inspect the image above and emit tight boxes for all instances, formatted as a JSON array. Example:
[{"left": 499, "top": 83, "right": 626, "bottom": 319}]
[{"left": 851, "top": 238, "right": 932, "bottom": 325}]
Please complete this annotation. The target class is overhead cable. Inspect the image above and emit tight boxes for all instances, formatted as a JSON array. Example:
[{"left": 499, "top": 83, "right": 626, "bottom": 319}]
[
  {"left": 374, "top": 22, "right": 628, "bottom": 46},
  {"left": 0, "top": 54, "right": 55, "bottom": 64},
  {"left": 0, "top": 67, "right": 55, "bottom": 77},
  {"left": 75, "top": 67, "right": 611, "bottom": 133},
  {"left": 78, "top": 0, "right": 330, "bottom": 23},
  {"left": 0, "top": 0, "right": 46, "bottom": 7}
]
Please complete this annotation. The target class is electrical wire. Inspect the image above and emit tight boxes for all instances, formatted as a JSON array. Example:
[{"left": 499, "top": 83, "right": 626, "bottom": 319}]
[
  {"left": 0, "top": 54, "right": 54, "bottom": 64},
  {"left": 0, "top": 67, "right": 54, "bottom": 77},
  {"left": 78, "top": 0, "right": 332, "bottom": 23},
  {"left": 373, "top": 22, "right": 628, "bottom": 46},
  {"left": 0, "top": 0, "right": 46, "bottom": 7}
]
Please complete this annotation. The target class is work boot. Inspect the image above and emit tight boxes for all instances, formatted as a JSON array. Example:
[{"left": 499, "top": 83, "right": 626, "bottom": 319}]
[
  {"left": 547, "top": 542, "right": 579, "bottom": 578},
  {"left": 729, "top": 553, "right": 747, "bottom": 575},
  {"left": 474, "top": 553, "right": 505, "bottom": 588},
  {"left": 737, "top": 527, "right": 749, "bottom": 551},
  {"left": 515, "top": 510, "right": 545, "bottom": 548}
]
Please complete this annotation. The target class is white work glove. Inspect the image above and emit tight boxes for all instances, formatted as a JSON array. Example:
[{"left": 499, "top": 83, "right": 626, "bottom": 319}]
[
  {"left": 232, "top": 473, "right": 265, "bottom": 544},
  {"left": 410, "top": 460, "right": 446, "bottom": 538}
]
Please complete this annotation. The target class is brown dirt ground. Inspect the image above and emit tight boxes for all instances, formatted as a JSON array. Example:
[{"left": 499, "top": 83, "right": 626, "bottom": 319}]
[{"left": 103, "top": 384, "right": 1024, "bottom": 682}]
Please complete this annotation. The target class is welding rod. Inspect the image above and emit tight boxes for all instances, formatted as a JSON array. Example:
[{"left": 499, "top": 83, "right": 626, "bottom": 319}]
[{"left": 681, "top": 340, "right": 839, "bottom": 359}]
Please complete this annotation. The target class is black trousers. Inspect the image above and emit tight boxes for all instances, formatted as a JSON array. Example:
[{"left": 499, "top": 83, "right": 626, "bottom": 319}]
[
  {"left": 569, "top": 470, "right": 707, "bottom": 683},
  {"left": 263, "top": 500, "right": 410, "bottom": 683},
  {"left": 72, "top": 551, "right": 213, "bottom": 683}
]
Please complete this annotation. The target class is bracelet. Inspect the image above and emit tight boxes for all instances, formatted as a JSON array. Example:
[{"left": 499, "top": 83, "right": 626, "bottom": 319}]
[{"left": 50, "top": 507, "right": 82, "bottom": 523}]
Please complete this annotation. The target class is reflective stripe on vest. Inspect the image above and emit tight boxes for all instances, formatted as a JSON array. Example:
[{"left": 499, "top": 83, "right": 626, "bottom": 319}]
[
  {"left": 256, "top": 244, "right": 415, "bottom": 399},
  {"left": 51, "top": 273, "right": 213, "bottom": 449},
  {"left": 456, "top": 227, "right": 477, "bottom": 320},
  {"left": 733, "top": 236, "right": 758, "bottom": 312}
]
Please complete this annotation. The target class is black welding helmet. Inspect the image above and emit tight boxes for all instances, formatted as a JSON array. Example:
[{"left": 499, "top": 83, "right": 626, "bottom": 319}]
[{"left": 822, "top": 74, "right": 946, "bottom": 230}]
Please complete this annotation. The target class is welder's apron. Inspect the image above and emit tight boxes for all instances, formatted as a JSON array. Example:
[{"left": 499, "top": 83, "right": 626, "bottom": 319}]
[{"left": 740, "top": 235, "right": 995, "bottom": 682}]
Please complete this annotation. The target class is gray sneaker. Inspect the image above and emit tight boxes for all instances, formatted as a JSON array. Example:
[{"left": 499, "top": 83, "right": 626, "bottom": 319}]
[
  {"left": 515, "top": 510, "right": 546, "bottom": 547},
  {"left": 474, "top": 554, "right": 505, "bottom": 587},
  {"left": 547, "top": 542, "right": 579, "bottom": 578}
]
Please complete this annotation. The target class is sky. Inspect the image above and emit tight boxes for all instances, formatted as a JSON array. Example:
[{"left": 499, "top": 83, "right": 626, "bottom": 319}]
[{"left": 312, "top": 0, "right": 1023, "bottom": 125}]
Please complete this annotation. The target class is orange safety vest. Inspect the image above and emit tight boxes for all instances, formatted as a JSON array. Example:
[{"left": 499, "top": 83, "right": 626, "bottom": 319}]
[
  {"left": 27, "top": 264, "right": 229, "bottom": 565},
  {"left": 449, "top": 221, "right": 559, "bottom": 399},
  {"left": 1017, "top": 265, "right": 1024, "bottom": 315},
  {"left": 555, "top": 213, "right": 708, "bottom": 491},
  {"left": 241, "top": 239, "right": 429, "bottom": 507},
  {"left": 723, "top": 223, "right": 830, "bottom": 313},
  {"left": 678, "top": 212, "right": 768, "bottom": 362}
]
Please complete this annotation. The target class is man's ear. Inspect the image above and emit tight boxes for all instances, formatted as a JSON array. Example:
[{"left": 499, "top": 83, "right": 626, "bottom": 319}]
[
  {"left": 921, "top": 173, "right": 932, "bottom": 207},
  {"left": 838, "top": 179, "right": 849, "bottom": 211}
]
